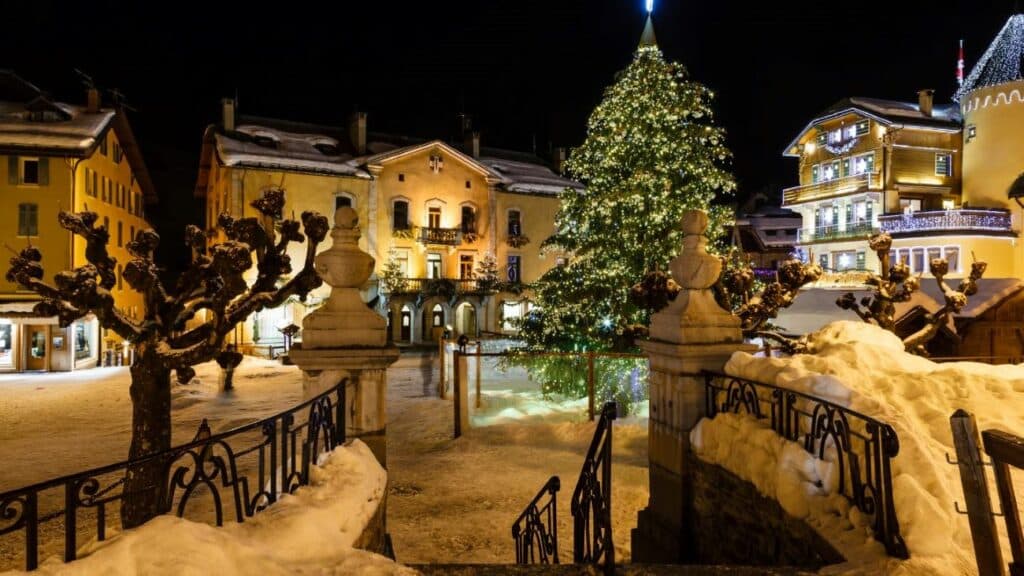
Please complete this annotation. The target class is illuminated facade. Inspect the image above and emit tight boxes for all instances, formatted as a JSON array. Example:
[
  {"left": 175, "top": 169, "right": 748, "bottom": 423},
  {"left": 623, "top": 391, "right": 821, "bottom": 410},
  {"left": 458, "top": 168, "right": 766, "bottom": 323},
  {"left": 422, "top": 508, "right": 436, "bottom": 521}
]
[
  {"left": 0, "top": 72, "right": 157, "bottom": 371},
  {"left": 195, "top": 101, "right": 577, "bottom": 345}
]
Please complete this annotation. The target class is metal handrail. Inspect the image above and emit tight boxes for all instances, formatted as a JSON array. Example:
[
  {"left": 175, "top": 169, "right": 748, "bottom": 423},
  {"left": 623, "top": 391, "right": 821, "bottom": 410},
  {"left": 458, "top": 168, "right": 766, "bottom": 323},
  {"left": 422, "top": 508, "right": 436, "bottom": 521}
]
[
  {"left": 512, "top": 476, "right": 560, "bottom": 564},
  {"left": 0, "top": 379, "right": 348, "bottom": 571},
  {"left": 703, "top": 371, "right": 908, "bottom": 558},
  {"left": 571, "top": 402, "right": 617, "bottom": 574}
]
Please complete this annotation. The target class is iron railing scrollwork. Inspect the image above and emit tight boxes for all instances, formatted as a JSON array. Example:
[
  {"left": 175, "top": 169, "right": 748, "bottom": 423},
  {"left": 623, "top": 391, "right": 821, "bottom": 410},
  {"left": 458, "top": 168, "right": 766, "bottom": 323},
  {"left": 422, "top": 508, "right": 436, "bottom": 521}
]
[
  {"left": 0, "top": 379, "right": 348, "bottom": 571},
  {"left": 512, "top": 476, "right": 560, "bottom": 565},
  {"left": 703, "top": 371, "right": 908, "bottom": 559},
  {"left": 571, "top": 401, "right": 617, "bottom": 574}
]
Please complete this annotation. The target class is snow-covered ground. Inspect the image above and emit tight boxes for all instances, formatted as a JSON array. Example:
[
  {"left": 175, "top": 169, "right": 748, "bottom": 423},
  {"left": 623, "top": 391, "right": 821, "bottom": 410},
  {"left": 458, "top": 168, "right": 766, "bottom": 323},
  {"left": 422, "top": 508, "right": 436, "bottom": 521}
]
[
  {"left": 386, "top": 354, "right": 650, "bottom": 564},
  {"left": 3, "top": 440, "right": 412, "bottom": 576},
  {"left": 694, "top": 321, "right": 1024, "bottom": 575}
]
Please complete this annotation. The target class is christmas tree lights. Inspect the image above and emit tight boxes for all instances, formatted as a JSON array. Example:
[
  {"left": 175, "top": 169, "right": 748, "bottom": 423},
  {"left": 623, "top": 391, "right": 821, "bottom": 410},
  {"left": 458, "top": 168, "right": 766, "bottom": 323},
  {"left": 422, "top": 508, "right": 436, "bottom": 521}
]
[
  {"left": 954, "top": 14, "right": 1024, "bottom": 102},
  {"left": 520, "top": 34, "right": 736, "bottom": 352}
]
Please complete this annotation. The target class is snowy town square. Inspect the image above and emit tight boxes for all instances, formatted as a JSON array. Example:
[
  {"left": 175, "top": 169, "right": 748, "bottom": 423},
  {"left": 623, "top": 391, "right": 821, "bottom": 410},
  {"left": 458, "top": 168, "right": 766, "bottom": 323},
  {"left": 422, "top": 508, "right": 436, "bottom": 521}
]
[{"left": 2, "top": 1, "right": 1024, "bottom": 575}]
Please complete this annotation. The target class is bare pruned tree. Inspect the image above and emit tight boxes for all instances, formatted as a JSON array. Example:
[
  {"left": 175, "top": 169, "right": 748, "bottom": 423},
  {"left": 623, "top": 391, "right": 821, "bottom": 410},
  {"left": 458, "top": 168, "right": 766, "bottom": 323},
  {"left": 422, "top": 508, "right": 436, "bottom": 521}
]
[{"left": 6, "top": 188, "right": 328, "bottom": 527}]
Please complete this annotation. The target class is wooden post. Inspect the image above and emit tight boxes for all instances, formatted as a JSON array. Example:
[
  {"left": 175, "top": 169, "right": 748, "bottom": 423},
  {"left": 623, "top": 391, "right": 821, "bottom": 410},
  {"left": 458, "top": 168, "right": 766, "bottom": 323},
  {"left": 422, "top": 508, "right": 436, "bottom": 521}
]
[
  {"left": 587, "top": 351, "right": 596, "bottom": 421},
  {"left": 438, "top": 337, "right": 446, "bottom": 399},
  {"left": 454, "top": 350, "right": 462, "bottom": 438},
  {"left": 950, "top": 409, "right": 1006, "bottom": 576},
  {"left": 984, "top": 429, "right": 1024, "bottom": 576},
  {"left": 475, "top": 342, "right": 482, "bottom": 409}
]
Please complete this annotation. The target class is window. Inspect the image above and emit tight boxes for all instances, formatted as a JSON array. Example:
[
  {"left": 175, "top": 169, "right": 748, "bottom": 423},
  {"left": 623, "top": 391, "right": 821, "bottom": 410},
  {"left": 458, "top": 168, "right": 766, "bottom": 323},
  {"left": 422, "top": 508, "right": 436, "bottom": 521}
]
[
  {"left": 432, "top": 304, "right": 444, "bottom": 327},
  {"left": 927, "top": 247, "right": 942, "bottom": 268},
  {"left": 821, "top": 160, "right": 840, "bottom": 181},
  {"left": 896, "top": 248, "right": 910, "bottom": 268},
  {"left": 811, "top": 165, "right": 820, "bottom": 183},
  {"left": 465, "top": 180, "right": 471, "bottom": 189},
  {"left": 103, "top": 216, "right": 109, "bottom": 231},
  {"left": 74, "top": 321, "right": 91, "bottom": 361},
  {"left": 835, "top": 251, "right": 856, "bottom": 271},
  {"left": 135, "top": 193, "right": 142, "bottom": 216},
  {"left": 18, "top": 203, "right": 37, "bottom": 236},
  {"left": 818, "top": 254, "right": 829, "bottom": 269},
  {"left": 942, "top": 199, "right": 955, "bottom": 210},
  {"left": 502, "top": 301, "right": 524, "bottom": 331},
  {"left": 117, "top": 264, "right": 123, "bottom": 290},
  {"left": 100, "top": 135, "right": 108, "bottom": 156},
  {"left": 900, "top": 198, "right": 922, "bottom": 214},
  {"left": 393, "top": 200, "right": 409, "bottom": 230},
  {"left": 555, "top": 257, "right": 567, "bottom": 267},
  {"left": 912, "top": 248, "right": 925, "bottom": 273},
  {"left": 460, "top": 254, "right": 474, "bottom": 279},
  {"left": 842, "top": 158, "right": 850, "bottom": 177},
  {"left": 944, "top": 246, "right": 960, "bottom": 272},
  {"left": 852, "top": 152, "right": 875, "bottom": 175},
  {"left": 428, "top": 206, "right": 441, "bottom": 228},
  {"left": 427, "top": 253, "right": 442, "bottom": 279},
  {"left": 856, "top": 251, "right": 866, "bottom": 270},
  {"left": 117, "top": 221, "right": 123, "bottom": 247},
  {"left": 508, "top": 210, "right": 522, "bottom": 236},
  {"left": 815, "top": 133, "right": 826, "bottom": 146},
  {"left": 335, "top": 196, "right": 352, "bottom": 211},
  {"left": 130, "top": 225, "right": 135, "bottom": 244},
  {"left": 93, "top": 172, "right": 99, "bottom": 198},
  {"left": 854, "top": 201, "right": 868, "bottom": 224},
  {"left": 966, "top": 125, "right": 977, "bottom": 143},
  {"left": 935, "top": 153, "right": 952, "bottom": 176},
  {"left": 461, "top": 205, "right": 476, "bottom": 233},
  {"left": 827, "top": 128, "right": 842, "bottom": 144},
  {"left": 395, "top": 251, "right": 409, "bottom": 277},
  {"left": 398, "top": 173, "right": 405, "bottom": 182},
  {"left": 507, "top": 255, "right": 521, "bottom": 283},
  {"left": 20, "top": 158, "right": 40, "bottom": 184},
  {"left": 113, "top": 142, "right": 121, "bottom": 163}
]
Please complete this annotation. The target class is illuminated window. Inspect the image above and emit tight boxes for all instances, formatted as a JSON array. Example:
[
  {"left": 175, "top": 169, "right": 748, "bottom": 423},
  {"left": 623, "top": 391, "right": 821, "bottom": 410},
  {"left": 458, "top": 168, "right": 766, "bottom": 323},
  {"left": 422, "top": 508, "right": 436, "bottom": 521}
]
[
  {"left": 508, "top": 210, "right": 522, "bottom": 236},
  {"left": 507, "top": 255, "right": 521, "bottom": 283},
  {"left": 856, "top": 251, "right": 866, "bottom": 270},
  {"left": 460, "top": 254, "right": 474, "bottom": 279},
  {"left": 935, "top": 153, "right": 952, "bottom": 177},
  {"left": 900, "top": 198, "right": 922, "bottom": 214},
  {"left": 428, "top": 206, "right": 441, "bottom": 228},
  {"left": 942, "top": 199, "right": 955, "bottom": 210},
  {"left": 427, "top": 253, "right": 441, "bottom": 279},
  {"left": 811, "top": 165, "right": 820, "bottom": 183},
  {"left": 432, "top": 304, "right": 444, "bottom": 327},
  {"left": 852, "top": 152, "right": 874, "bottom": 175},
  {"left": 944, "top": 246, "right": 960, "bottom": 272},
  {"left": 818, "top": 253, "right": 829, "bottom": 269}
]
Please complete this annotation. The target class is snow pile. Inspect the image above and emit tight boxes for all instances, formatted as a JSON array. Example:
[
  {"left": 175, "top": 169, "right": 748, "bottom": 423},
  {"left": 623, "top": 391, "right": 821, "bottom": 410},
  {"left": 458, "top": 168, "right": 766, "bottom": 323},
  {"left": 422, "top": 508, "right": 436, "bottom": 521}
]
[
  {"left": 6, "top": 440, "right": 415, "bottom": 576},
  {"left": 692, "top": 320, "right": 1024, "bottom": 575}
]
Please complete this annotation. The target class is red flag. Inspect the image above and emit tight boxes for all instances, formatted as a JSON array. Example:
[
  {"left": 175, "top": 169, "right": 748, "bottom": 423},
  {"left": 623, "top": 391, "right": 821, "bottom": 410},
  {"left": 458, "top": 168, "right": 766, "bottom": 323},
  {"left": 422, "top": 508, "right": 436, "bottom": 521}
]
[{"left": 957, "top": 39, "right": 964, "bottom": 86}]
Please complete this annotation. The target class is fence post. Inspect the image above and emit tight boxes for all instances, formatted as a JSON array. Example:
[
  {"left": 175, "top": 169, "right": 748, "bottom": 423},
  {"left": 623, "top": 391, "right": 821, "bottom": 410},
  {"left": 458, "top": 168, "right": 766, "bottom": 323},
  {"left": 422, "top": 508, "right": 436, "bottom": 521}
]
[
  {"left": 438, "top": 337, "right": 447, "bottom": 399},
  {"left": 984, "top": 429, "right": 1024, "bottom": 575},
  {"left": 475, "top": 342, "right": 482, "bottom": 409},
  {"left": 950, "top": 409, "right": 1005, "bottom": 576},
  {"left": 587, "top": 351, "right": 596, "bottom": 421},
  {"left": 454, "top": 351, "right": 470, "bottom": 438}
]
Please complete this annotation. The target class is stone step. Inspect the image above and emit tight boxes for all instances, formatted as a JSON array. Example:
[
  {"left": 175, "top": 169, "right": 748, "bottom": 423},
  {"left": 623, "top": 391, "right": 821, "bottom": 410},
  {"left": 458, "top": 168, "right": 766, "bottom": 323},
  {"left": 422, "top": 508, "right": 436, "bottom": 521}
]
[{"left": 407, "top": 564, "right": 815, "bottom": 575}]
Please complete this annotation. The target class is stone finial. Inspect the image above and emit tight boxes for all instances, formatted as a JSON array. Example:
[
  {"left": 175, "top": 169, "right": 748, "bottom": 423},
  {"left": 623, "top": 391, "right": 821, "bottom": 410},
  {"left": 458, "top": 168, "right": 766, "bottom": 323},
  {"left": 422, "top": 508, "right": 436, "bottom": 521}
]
[
  {"left": 303, "top": 206, "right": 386, "bottom": 348},
  {"left": 648, "top": 208, "right": 742, "bottom": 345}
]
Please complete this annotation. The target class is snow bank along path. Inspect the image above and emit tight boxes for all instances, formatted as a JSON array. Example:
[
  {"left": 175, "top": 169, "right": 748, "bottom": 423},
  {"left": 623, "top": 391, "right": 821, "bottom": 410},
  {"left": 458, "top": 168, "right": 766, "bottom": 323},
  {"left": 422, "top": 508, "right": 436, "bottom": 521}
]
[
  {"left": 693, "top": 321, "right": 1024, "bottom": 575},
  {"left": 1, "top": 440, "right": 414, "bottom": 576}
]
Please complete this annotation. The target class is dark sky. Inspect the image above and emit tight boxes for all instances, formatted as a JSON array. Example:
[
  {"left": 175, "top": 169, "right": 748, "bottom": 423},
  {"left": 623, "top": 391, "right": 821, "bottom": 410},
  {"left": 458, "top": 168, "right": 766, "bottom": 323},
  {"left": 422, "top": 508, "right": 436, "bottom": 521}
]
[{"left": 1, "top": 0, "right": 1019, "bottom": 270}]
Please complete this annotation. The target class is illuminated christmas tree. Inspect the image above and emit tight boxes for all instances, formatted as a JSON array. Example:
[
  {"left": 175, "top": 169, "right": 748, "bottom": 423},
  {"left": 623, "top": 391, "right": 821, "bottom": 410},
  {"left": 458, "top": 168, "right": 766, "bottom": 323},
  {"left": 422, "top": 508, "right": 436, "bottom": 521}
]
[{"left": 521, "top": 14, "right": 735, "bottom": 351}]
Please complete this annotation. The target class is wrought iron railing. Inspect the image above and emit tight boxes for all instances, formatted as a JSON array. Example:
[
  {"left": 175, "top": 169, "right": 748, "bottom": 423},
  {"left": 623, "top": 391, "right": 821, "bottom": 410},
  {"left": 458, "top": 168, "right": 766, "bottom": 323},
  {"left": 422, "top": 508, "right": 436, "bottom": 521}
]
[
  {"left": 799, "top": 221, "right": 877, "bottom": 243},
  {"left": 703, "top": 372, "right": 908, "bottom": 558},
  {"left": 0, "top": 380, "right": 347, "bottom": 571},
  {"left": 419, "top": 227, "right": 461, "bottom": 246},
  {"left": 783, "top": 171, "right": 879, "bottom": 206},
  {"left": 512, "top": 476, "right": 560, "bottom": 564},
  {"left": 878, "top": 208, "right": 1014, "bottom": 236},
  {"left": 571, "top": 402, "right": 617, "bottom": 574},
  {"left": 388, "top": 277, "right": 484, "bottom": 295}
]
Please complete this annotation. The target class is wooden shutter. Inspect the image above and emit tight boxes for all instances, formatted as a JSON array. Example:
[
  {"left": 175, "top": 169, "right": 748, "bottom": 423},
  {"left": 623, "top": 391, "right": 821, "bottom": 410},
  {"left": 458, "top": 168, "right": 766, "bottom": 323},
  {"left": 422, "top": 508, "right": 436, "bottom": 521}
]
[
  {"left": 8, "top": 156, "right": 17, "bottom": 185},
  {"left": 38, "top": 158, "right": 49, "bottom": 186}
]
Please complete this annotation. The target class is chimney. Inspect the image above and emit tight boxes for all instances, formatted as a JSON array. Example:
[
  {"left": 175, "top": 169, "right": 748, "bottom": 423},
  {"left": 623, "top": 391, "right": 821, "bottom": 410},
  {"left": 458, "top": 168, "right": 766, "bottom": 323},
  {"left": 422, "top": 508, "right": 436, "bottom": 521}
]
[
  {"left": 349, "top": 112, "right": 367, "bottom": 155},
  {"left": 86, "top": 88, "right": 100, "bottom": 113},
  {"left": 552, "top": 147, "right": 567, "bottom": 174},
  {"left": 465, "top": 131, "right": 480, "bottom": 158},
  {"left": 221, "top": 97, "right": 236, "bottom": 132},
  {"left": 918, "top": 89, "right": 934, "bottom": 117}
]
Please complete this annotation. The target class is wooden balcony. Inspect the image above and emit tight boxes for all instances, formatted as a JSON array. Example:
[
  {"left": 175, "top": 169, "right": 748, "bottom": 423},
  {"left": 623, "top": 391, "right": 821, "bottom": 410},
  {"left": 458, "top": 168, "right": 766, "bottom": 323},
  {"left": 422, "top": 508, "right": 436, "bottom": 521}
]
[
  {"left": 783, "top": 171, "right": 880, "bottom": 206},
  {"left": 878, "top": 209, "right": 1015, "bottom": 237}
]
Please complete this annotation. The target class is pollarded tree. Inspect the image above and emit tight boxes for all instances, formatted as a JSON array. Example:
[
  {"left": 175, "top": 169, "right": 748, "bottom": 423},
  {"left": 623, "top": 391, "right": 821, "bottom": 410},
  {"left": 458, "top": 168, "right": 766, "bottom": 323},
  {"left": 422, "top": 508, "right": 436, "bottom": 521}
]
[
  {"left": 6, "top": 188, "right": 328, "bottom": 527},
  {"left": 522, "top": 27, "right": 736, "bottom": 351}
]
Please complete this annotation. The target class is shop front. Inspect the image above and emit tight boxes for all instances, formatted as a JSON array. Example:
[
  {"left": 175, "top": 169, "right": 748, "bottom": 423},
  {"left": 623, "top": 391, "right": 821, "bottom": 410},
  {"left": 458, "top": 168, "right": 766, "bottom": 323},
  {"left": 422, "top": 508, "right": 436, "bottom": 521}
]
[{"left": 0, "top": 302, "right": 100, "bottom": 372}]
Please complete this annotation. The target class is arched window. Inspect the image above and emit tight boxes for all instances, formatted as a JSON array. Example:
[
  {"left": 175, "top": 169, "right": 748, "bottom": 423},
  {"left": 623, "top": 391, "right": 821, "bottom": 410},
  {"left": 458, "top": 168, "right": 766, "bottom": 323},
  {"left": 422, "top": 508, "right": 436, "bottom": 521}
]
[
  {"left": 335, "top": 194, "right": 354, "bottom": 211},
  {"left": 393, "top": 200, "right": 409, "bottom": 230},
  {"left": 508, "top": 209, "right": 522, "bottom": 236},
  {"left": 432, "top": 304, "right": 444, "bottom": 327}
]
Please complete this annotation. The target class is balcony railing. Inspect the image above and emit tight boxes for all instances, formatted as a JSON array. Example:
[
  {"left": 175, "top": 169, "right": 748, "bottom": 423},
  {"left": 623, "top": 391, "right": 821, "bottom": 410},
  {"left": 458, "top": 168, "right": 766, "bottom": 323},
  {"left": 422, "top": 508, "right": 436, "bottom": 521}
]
[
  {"left": 878, "top": 209, "right": 1015, "bottom": 236},
  {"left": 783, "top": 171, "right": 880, "bottom": 206},
  {"left": 419, "top": 227, "right": 462, "bottom": 246},
  {"left": 387, "top": 277, "right": 485, "bottom": 295},
  {"left": 799, "top": 221, "right": 877, "bottom": 243}
]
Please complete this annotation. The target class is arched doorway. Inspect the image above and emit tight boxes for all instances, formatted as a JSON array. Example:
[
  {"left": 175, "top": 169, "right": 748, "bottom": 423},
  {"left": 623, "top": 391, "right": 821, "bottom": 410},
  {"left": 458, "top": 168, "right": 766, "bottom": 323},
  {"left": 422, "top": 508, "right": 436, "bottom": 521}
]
[
  {"left": 454, "top": 302, "right": 477, "bottom": 337},
  {"left": 400, "top": 304, "right": 412, "bottom": 342}
]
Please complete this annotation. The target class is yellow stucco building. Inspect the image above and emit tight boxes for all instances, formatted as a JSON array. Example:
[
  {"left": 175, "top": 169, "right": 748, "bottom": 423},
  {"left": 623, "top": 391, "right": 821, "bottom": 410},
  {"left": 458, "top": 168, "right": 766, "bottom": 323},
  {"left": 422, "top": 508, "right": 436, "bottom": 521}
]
[
  {"left": 784, "top": 13, "right": 1024, "bottom": 281},
  {"left": 0, "top": 72, "right": 157, "bottom": 371},
  {"left": 195, "top": 101, "right": 577, "bottom": 346}
]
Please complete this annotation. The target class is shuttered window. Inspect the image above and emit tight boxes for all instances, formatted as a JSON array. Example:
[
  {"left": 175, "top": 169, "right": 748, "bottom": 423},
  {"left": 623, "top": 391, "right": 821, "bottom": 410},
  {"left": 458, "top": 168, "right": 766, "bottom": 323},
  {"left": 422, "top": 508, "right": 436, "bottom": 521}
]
[{"left": 18, "top": 203, "right": 38, "bottom": 236}]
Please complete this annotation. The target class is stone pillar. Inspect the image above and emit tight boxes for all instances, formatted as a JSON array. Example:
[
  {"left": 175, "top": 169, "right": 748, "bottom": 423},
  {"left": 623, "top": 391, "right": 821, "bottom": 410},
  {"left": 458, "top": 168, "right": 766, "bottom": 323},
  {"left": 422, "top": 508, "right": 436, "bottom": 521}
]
[
  {"left": 631, "top": 210, "right": 756, "bottom": 563},
  {"left": 289, "top": 207, "right": 399, "bottom": 468}
]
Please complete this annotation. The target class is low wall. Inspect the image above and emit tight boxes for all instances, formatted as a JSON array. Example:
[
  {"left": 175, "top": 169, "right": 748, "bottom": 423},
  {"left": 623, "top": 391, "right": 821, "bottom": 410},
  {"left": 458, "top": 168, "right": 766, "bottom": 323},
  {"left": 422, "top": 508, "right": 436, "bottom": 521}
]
[{"left": 687, "top": 454, "right": 844, "bottom": 568}]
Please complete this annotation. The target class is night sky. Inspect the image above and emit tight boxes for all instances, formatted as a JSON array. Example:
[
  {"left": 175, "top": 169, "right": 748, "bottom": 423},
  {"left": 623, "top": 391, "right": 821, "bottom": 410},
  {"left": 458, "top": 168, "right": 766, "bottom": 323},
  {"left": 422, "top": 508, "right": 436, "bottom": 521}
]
[{"left": 1, "top": 0, "right": 1018, "bottom": 271}]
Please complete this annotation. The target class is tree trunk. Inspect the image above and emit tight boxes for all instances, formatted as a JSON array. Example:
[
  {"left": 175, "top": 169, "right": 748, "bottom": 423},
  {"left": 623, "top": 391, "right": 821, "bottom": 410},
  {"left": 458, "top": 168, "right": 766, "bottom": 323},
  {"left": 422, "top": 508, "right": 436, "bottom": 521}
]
[{"left": 121, "top": 350, "right": 172, "bottom": 529}]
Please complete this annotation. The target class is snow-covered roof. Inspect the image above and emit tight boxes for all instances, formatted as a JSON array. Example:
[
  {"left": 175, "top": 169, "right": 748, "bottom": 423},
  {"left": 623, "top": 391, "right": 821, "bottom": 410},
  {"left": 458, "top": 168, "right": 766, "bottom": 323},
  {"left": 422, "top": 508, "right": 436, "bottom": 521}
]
[
  {"left": 918, "top": 277, "right": 1024, "bottom": 319},
  {"left": 214, "top": 125, "right": 369, "bottom": 178},
  {"left": 0, "top": 101, "right": 115, "bottom": 154},
  {"left": 954, "top": 14, "right": 1024, "bottom": 102},
  {"left": 784, "top": 97, "right": 962, "bottom": 156},
  {"left": 480, "top": 156, "right": 581, "bottom": 195}
]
